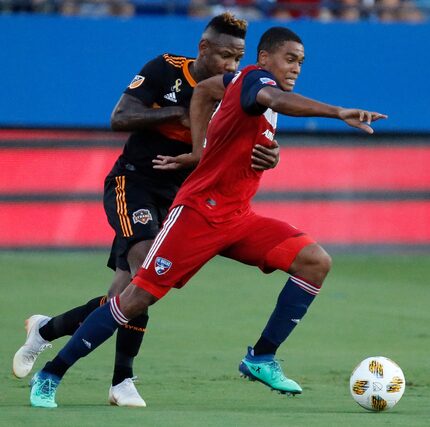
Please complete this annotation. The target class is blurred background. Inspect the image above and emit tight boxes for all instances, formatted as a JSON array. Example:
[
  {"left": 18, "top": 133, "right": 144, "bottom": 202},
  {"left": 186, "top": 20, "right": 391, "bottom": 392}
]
[{"left": 0, "top": 6, "right": 429, "bottom": 252}]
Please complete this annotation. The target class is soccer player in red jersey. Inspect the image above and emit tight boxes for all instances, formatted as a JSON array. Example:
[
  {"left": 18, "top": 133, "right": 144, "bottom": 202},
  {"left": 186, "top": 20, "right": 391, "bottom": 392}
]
[
  {"left": 28, "top": 27, "right": 387, "bottom": 407},
  {"left": 14, "top": 13, "right": 279, "bottom": 408}
]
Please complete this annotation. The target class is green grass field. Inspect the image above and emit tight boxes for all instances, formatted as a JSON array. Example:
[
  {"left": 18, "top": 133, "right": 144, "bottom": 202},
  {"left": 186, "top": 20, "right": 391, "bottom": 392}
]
[{"left": 1, "top": 251, "right": 429, "bottom": 427}]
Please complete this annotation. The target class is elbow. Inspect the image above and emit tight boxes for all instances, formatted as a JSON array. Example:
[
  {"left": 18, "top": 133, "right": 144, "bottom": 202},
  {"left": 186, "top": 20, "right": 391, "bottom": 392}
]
[{"left": 110, "top": 111, "right": 126, "bottom": 131}]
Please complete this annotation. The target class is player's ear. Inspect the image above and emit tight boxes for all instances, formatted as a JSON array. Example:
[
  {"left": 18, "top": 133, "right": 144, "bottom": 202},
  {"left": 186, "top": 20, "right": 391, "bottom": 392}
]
[
  {"left": 198, "top": 39, "right": 210, "bottom": 56},
  {"left": 258, "top": 50, "right": 269, "bottom": 66}
]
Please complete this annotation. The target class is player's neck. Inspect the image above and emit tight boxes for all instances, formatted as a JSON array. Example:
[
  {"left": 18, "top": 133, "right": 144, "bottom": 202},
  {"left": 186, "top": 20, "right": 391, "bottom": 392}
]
[{"left": 189, "top": 60, "right": 209, "bottom": 83}]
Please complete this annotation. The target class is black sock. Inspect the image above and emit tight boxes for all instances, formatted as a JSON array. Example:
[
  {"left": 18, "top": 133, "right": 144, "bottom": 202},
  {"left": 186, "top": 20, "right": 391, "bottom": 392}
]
[
  {"left": 112, "top": 313, "right": 149, "bottom": 386},
  {"left": 253, "top": 335, "right": 278, "bottom": 356},
  {"left": 39, "top": 296, "right": 107, "bottom": 341},
  {"left": 43, "top": 357, "right": 71, "bottom": 379}
]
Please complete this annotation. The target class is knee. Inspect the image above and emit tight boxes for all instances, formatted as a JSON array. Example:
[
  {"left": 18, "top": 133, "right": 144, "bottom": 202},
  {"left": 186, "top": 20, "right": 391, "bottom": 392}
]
[
  {"left": 317, "top": 250, "right": 332, "bottom": 278},
  {"left": 119, "top": 284, "right": 157, "bottom": 319},
  {"left": 289, "top": 244, "right": 332, "bottom": 285}
]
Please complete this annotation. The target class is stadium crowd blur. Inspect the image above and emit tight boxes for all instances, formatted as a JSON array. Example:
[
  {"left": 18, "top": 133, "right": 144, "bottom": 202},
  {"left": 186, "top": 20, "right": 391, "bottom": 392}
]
[{"left": 1, "top": 0, "right": 427, "bottom": 21}]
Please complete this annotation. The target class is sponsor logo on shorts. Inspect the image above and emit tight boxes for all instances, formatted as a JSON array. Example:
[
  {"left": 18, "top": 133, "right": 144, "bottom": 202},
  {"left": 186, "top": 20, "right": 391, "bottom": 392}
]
[
  {"left": 155, "top": 257, "right": 172, "bottom": 275},
  {"left": 133, "top": 209, "right": 153, "bottom": 225},
  {"left": 128, "top": 75, "right": 145, "bottom": 89},
  {"left": 260, "top": 77, "right": 276, "bottom": 86}
]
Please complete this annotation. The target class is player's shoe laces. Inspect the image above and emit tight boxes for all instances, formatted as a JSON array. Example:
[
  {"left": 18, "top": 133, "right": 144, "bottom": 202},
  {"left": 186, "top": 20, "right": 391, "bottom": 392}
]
[
  {"left": 13, "top": 315, "right": 52, "bottom": 378},
  {"left": 239, "top": 346, "right": 302, "bottom": 395},
  {"left": 30, "top": 370, "right": 60, "bottom": 408},
  {"left": 108, "top": 377, "right": 147, "bottom": 407}
]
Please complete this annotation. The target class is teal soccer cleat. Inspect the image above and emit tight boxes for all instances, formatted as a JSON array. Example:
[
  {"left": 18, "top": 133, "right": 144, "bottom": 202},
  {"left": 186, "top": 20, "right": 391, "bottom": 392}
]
[
  {"left": 239, "top": 346, "right": 302, "bottom": 395},
  {"left": 30, "top": 371, "right": 60, "bottom": 408}
]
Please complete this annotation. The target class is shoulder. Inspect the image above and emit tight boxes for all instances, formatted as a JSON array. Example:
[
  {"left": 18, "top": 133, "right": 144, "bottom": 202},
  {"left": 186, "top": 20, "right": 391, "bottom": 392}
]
[
  {"left": 230, "top": 66, "right": 278, "bottom": 90},
  {"left": 161, "top": 53, "right": 195, "bottom": 69},
  {"left": 243, "top": 67, "right": 277, "bottom": 86}
]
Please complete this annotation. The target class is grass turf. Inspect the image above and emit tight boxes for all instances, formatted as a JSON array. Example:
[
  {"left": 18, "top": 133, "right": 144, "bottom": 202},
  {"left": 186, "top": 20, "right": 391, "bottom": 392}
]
[{"left": 0, "top": 251, "right": 429, "bottom": 427}]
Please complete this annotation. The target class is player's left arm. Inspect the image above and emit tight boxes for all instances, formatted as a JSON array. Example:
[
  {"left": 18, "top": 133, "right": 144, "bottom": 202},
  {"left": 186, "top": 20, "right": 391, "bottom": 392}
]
[{"left": 153, "top": 75, "right": 281, "bottom": 170}]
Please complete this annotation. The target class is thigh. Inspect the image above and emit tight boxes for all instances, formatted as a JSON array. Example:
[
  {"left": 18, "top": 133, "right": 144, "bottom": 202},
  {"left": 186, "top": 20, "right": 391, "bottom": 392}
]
[
  {"left": 222, "top": 213, "right": 315, "bottom": 273},
  {"left": 132, "top": 206, "right": 226, "bottom": 299},
  {"left": 104, "top": 173, "right": 168, "bottom": 271}
]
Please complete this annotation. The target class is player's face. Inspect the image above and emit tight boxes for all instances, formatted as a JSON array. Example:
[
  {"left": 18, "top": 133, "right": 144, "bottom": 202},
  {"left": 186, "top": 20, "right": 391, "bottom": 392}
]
[
  {"left": 200, "top": 34, "right": 245, "bottom": 78},
  {"left": 263, "top": 41, "right": 304, "bottom": 92}
]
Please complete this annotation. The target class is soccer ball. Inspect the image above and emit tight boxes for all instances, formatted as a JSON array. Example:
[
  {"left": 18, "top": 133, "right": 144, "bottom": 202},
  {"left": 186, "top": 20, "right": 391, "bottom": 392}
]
[{"left": 349, "top": 356, "right": 405, "bottom": 411}]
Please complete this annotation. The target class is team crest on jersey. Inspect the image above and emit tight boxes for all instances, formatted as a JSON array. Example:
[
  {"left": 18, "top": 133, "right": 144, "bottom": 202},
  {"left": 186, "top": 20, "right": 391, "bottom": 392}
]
[
  {"left": 132, "top": 209, "right": 152, "bottom": 225},
  {"left": 128, "top": 75, "right": 145, "bottom": 89},
  {"left": 155, "top": 257, "right": 172, "bottom": 275},
  {"left": 260, "top": 77, "right": 277, "bottom": 86}
]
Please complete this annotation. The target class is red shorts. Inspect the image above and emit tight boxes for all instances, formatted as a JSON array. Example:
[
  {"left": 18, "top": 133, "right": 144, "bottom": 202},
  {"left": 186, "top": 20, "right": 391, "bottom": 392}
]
[{"left": 132, "top": 205, "right": 315, "bottom": 299}]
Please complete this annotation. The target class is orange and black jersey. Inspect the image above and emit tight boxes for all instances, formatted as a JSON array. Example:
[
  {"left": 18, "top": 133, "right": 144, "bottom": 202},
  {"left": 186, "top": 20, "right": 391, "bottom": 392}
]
[{"left": 117, "top": 53, "right": 197, "bottom": 199}]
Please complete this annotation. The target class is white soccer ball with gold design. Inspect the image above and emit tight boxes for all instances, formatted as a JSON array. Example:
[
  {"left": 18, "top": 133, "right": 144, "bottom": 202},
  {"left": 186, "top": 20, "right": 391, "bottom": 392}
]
[{"left": 349, "top": 356, "right": 405, "bottom": 411}]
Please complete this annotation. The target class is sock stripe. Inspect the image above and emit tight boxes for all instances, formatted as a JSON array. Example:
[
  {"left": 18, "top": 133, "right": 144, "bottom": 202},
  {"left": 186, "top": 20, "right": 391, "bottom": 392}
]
[
  {"left": 143, "top": 205, "right": 183, "bottom": 269},
  {"left": 290, "top": 276, "right": 320, "bottom": 296},
  {"left": 110, "top": 296, "right": 129, "bottom": 325}
]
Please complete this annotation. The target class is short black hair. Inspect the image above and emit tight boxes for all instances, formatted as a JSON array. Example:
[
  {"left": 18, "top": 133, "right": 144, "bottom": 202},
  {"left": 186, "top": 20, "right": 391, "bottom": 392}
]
[
  {"left": 205, "top": 12, "right": 247, "bottom": 39},
  {"left": 257, "top": 27, "right": 302, "bottom": 59}
]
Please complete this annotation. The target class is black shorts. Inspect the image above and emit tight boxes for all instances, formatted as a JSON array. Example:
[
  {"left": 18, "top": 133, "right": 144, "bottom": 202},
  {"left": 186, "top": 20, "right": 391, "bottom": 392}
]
[{"left": 103, "top": 166, "right": 173, "bottom": 272}]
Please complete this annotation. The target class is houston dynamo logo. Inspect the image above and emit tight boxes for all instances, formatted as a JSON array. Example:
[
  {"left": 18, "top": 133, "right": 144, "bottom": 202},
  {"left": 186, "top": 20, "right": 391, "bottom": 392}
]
[
  {"left": 155, "top": 257, "right": 172, "bottom": 275},
  {"left": 133, "top": 209, "right": 152, "bottom": 225}
]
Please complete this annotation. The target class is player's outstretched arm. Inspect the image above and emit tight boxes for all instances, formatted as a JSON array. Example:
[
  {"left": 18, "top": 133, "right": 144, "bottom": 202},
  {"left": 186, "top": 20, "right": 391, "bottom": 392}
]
[
  {"left": 111, "top": 93, "right": 189, "bottom": 132},
  {"left": 256, "top": 86, "right": 387, "bottom": 133}
]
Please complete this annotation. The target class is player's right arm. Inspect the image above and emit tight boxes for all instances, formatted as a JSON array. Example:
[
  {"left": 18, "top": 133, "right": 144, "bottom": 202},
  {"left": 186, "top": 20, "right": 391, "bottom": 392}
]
[
  {"left": 111, "top": 94, "right": 188, "bottom": 131},
  {"left": 190, "top": 74, "right": 226, "bottom": 158},
  {"left": 152, "top": 74, "right": 227, "bottom": 170},
  {"left": 111, "top": 55, "right": 189, "bottom": 132}
]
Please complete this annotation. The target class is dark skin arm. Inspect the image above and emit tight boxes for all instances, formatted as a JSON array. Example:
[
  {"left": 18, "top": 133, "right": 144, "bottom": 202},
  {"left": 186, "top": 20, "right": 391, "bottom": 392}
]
[
  {"left": 110, "top": 93, "right": 189, "bottom": 131},
  {"left": 152, "top": 76, "right": 280, "bottom": 170},
  {"left": 256, "top": 86, "right": 387, "bottom": 134}
]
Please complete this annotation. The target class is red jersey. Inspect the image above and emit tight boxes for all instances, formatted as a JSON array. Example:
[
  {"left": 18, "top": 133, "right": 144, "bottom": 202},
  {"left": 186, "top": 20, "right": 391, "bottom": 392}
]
[{"left": 173, "top": 65, "right": 279, "bottom": 223}]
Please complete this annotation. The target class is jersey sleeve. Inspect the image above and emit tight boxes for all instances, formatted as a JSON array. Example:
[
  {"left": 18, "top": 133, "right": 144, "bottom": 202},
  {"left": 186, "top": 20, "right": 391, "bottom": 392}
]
[
  {"left": 223, "top": 72, "right": 235, "bottom": 87},
  {"left": 240, "top": 70, "right": 280, "bottom": 116},
  {"left": 124, "top": 55, "right": 165, "bottom": 106}
]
